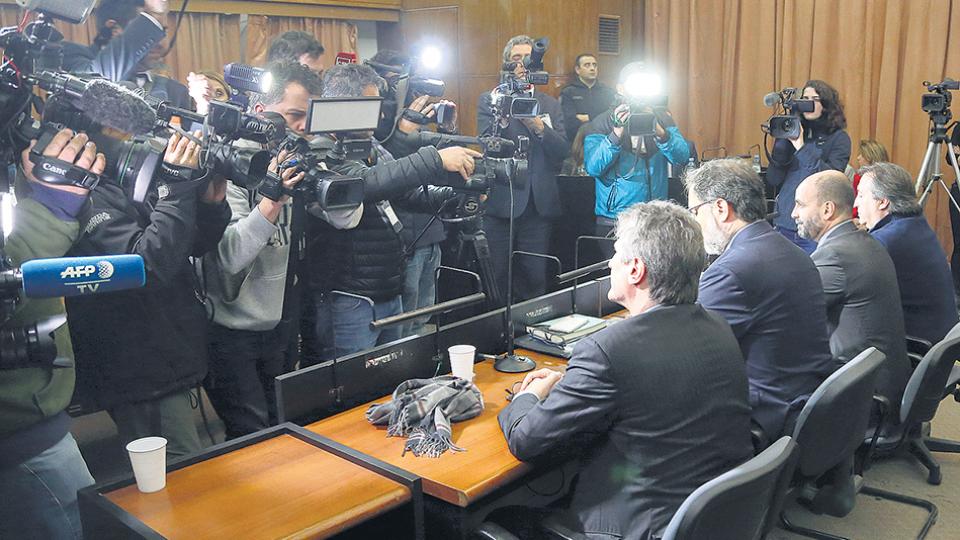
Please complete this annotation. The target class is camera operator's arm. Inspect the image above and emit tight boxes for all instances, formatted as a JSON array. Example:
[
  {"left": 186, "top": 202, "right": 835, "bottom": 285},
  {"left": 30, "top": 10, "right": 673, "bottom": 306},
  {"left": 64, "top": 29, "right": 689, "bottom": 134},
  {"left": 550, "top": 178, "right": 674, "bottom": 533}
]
[
  {"left": 7, "top": 129, "right": 101, "bottom": 264},
  {"left": 331, "top": 144, "right": 480, "bottom": 201},
  {"left": 651, "top": 110, "right": 691, "bottom": 165},
  {"left": 160, "top": 132, "right": 233, "bottom": 257},
  {"left": 64, "top": 6, "right": 167, "bottom": 81},
  {"left": 521, "top": 96, "right": 569, "bottom": 165},
  {"left": 583, "top": 108, "right": 625, "bottom": 182},
  {"left": 213, "top": 151, "right": 303, "bottom": 274},
  {"left": 75, "top": 135, "right": 209, "bottom": 284},
  {"left": 477, "top": 92, "right": 495, "bottom": 136},
  {"left": 394, "top": 184, "right": 457, "bottom": 214},
  {"left": 765, "top": 138, "right": 796, "bottom": 188}
]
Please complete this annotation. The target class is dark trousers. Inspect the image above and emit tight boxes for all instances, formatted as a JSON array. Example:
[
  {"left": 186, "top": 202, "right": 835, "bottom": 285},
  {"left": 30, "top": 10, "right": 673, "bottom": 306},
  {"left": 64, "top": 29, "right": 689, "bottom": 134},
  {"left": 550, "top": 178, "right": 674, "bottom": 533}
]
[
  {"left": 205, "top": 324, "right": 288, "bottom": 440},
  {"left": 482, "top": 205, "right": 553, "bottom": 304},
  {"left": 595, "top": 218, "right": 616, "bottom": 260}
]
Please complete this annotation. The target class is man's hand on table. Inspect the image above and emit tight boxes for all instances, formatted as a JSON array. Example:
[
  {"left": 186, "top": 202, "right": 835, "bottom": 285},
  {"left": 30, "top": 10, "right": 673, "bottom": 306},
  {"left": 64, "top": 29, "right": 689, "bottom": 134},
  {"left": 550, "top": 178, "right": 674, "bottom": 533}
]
[{"left": 516, "top": 368, "right": 564, "bottom": 401}]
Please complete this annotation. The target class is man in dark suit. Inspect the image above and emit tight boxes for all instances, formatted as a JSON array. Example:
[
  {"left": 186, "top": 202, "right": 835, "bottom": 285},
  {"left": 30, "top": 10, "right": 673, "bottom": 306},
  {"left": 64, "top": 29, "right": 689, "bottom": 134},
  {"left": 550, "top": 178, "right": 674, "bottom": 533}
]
[
  {"left": 793, "top": 170, "right": 910, "bottom": 416},
  {"left": 61, "top": 0, "right": 167, "bottom": 82},
  {"left": 498, "top": 201, "right": 753, "bottom": 540},
  {"left": 855, "top": 162, "right": 959, "bottom": 345},
  {"left": 689, "top": 159, "right": 835, "bottom": 444},
  {"left": 476, "top": 35, "right": 569, "bottom": 303}
]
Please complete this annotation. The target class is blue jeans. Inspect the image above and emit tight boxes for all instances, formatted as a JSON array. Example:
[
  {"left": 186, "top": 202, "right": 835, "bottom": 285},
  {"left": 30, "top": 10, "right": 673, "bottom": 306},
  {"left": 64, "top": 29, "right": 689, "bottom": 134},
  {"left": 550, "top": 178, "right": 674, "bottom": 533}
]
[
  {"left": 315, "top": 292, "right": 404, "bottom": 359},
  {"left": 0, "top": 433, "right": 94, "bottom": 540},
  {"left": 401, "top": 243, "right": 442, "bottom": 337},
  {"left": 775, "top": 225, "right": 817, "bottom": 255}
]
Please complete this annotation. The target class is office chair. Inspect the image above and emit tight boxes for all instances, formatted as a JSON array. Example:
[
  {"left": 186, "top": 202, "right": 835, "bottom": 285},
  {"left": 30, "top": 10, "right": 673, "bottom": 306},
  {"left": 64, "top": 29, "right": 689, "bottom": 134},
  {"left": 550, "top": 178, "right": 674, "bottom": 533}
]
[
  {"left": 660, "top": 436, "right": 798, "bottom": 540},
  {"left": 779, "top": 347, "right": 886, "bottom": 540},
  {"left": 872, "top": 322, "right": 960, "bottom": 485}
]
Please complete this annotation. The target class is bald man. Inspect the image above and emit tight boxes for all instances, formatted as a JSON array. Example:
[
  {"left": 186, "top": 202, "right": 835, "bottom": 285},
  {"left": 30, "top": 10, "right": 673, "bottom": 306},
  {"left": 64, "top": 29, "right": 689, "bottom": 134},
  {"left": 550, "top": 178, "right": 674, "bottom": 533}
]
[{"left": 793, "top": 171, "right": 910, "bottom": 416}]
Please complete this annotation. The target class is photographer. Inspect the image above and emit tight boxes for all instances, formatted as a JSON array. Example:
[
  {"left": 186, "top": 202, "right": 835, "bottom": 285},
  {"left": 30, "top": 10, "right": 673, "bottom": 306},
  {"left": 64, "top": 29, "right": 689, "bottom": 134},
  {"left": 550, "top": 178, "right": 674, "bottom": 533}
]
[
  {"left": 62, "top": 0, "right": 169, "bottom": 82},
  {"left": 199, "top": 61, "right": 334, "bottom": 439},
  {"left": 477, "top": 35, "right": 569, "bottom": 302},
  {"left": 0, "top": 129, "right": 101, "bottom": 539},
  {"left": 369, "top": 48, "right": 459, "bottom": 336},
  {"left": 65, "top": 131, "right": 231, "bottom": 459},
  {"left": 583, "top": 61, "right": 691, "bottom": 242},
  {"left": 307, "top": 63, "right": 478, "bottom": 358},
  {"left": 766, "top": 80, "right": 851, "bottom": 254}
]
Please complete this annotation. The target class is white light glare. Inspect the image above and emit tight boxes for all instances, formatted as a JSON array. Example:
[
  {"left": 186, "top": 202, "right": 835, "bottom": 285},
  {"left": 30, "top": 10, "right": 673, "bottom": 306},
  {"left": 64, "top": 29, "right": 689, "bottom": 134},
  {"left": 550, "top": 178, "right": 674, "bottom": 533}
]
[
  {"left": 624, "top": 72, "right": 663, "bottom": 99},
  {"left": 420, "top": 46, "right": 442, "bottom": 70},
  {"left": 260, "top": 72, "right": 274, "bottom": 94}
]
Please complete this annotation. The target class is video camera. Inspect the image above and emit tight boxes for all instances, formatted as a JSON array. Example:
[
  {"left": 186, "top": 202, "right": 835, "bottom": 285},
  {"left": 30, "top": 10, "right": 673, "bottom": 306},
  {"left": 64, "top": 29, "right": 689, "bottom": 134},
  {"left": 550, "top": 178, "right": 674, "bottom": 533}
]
[
  {"left": 763, "top": 87, "right": 816, "bottom": 139},
  {"left": 922, "top": 78, "right": 957, "bottom": 127}
]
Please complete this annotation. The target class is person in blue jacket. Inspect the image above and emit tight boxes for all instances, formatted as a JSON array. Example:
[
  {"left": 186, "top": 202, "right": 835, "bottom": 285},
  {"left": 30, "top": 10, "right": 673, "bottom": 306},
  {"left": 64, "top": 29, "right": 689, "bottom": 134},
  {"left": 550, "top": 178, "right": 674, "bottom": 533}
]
[
  {"left": 583, "top": 62, "right": 691, "bottom": 244},
  {"left": 766, "top": 80, "right": 851, "bottom": 254}
]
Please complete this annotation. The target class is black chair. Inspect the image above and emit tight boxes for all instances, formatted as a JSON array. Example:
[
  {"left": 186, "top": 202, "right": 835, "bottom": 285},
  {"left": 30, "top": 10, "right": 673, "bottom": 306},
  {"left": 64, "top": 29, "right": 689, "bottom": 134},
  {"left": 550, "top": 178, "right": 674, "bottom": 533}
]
[
  {"left": 660, "top": 436, "right": 798, "bottom": 540},
  {"left": 779, "top": 347, "right": 886, "bottom": 540},
  {"left": 871, "top": 321, "right": 960, "bottom": 486}
]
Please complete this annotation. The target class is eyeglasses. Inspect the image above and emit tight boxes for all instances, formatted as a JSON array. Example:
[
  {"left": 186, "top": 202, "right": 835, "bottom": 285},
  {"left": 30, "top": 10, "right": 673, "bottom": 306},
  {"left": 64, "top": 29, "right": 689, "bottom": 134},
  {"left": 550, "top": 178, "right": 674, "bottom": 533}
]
[{"left": 688, "top": 199, "right": 717, "bottom": 216}]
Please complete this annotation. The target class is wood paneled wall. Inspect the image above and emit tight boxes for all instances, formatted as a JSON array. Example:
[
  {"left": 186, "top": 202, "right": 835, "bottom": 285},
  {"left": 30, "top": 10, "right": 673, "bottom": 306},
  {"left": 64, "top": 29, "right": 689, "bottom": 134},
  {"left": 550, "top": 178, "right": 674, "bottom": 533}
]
[{"left": 388, "top": 0, "right": 641, "bottom": 136}]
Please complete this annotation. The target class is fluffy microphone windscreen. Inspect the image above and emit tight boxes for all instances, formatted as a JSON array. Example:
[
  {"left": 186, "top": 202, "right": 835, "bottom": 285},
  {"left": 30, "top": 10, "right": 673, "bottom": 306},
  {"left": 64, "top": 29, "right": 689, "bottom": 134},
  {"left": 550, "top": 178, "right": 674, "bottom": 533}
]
[{"left": 80, "top": 79, "right": 158, "bottom": 135}]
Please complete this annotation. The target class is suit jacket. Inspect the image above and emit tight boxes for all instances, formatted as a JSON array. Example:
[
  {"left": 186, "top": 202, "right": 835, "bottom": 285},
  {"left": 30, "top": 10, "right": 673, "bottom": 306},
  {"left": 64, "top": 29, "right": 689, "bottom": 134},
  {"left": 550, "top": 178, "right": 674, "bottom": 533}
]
[
  {"left": 698, "top": 221, "right": 835, "bottom": 439},
  {"left": 61, "top": 13, "right": 165, "bottom": 81},
  {"left": 870, "top": 214, "right": 959, "bottom": 345},
  {"left": 498, "top": 304, "right": 753, "bottom": 540},
  {"left": 476, "top": 90, "right": 569, "bottom": 218},
  {"left": 812, "top": 220, "right": 910, "bottom": 416}
]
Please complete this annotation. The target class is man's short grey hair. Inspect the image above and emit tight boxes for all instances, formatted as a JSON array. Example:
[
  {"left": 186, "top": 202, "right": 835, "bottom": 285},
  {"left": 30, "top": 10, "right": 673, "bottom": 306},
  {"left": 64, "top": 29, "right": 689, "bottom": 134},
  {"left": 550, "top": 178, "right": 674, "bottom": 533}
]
[
  {"left": 321, "top": 63, "right": 386, "bottom": 98},
  {"left": 502, "top": 35, "right": 534, "bottom": 64},
  {"left": 682, "top": 158, "right": 767, "bottom": 222},
  {"left": 860, "top": 162, "right": 922, "bottom": 216},
  {"left": 811, "top": 171, "right": 855, "bottom": 215},
  {"left": 614, "top": 201, "right": 705, "bottom": 305}
]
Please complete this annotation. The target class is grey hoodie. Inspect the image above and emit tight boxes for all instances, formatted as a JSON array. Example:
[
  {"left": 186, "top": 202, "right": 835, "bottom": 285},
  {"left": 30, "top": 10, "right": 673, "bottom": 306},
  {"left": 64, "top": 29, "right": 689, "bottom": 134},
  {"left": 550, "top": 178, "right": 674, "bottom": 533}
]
[{"left": 202, "top": 141, "right": 361, "bottom": 331}]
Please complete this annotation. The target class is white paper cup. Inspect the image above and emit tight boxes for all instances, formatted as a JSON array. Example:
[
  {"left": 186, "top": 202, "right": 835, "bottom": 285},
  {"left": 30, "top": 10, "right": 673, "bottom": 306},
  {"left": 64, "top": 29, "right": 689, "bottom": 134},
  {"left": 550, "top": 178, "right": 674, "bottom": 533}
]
[
  {"left": 126, "top": 437, "right": 168, "bottom": 493},
  {"left": 448, "top": 344, "right": 476, "bottom": 381}
]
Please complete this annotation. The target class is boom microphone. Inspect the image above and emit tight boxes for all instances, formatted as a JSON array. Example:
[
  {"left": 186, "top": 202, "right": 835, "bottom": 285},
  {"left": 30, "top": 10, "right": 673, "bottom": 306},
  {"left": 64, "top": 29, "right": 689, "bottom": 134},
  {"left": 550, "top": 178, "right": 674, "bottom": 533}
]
[
  {"left": 78, "top": 80, "right": 158, "bottom": 135},
  {"left": 30, "top": 72, "right": 158, "bottom": 135},
  {"left": 763, "top": 91, "right": 781, "bottom": 107},
  {"left": 19, "top": 254, "right": 146, "bottom": 298}
]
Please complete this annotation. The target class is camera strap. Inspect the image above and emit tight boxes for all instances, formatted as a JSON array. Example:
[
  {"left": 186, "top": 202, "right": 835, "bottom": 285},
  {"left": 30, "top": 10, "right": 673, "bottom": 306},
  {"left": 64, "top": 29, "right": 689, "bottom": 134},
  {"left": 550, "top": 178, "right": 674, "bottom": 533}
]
[
  {"left": 401, "top": 108, "right": 432, "bottom": 125},
  {"left": 28, "top": 154, "right": 101, "bottom": 190}
]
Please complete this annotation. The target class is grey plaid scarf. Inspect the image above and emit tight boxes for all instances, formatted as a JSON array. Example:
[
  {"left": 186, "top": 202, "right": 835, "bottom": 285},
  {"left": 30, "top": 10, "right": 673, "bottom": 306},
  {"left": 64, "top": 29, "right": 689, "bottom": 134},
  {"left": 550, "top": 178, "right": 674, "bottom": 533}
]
[{"left": 365, "top": 375, "right": 484, "bottom": 457}]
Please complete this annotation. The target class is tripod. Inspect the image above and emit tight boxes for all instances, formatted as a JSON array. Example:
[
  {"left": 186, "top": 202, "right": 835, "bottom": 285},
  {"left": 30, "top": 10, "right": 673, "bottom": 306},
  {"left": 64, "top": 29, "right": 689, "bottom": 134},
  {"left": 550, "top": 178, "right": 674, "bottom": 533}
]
[{"left": 915, "top": 113, "right": 960, "bottom": 214}]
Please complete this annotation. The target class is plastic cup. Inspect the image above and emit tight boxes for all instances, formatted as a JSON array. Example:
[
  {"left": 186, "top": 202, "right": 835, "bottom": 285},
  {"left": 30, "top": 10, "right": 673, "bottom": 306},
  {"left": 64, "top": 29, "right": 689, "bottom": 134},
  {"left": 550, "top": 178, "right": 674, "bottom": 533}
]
[
  {"left": 126, "top": 437, "right": 168, "bottom": 493},
  {"left": 448, "top": 344, "right": 476, "bottom": 381}
]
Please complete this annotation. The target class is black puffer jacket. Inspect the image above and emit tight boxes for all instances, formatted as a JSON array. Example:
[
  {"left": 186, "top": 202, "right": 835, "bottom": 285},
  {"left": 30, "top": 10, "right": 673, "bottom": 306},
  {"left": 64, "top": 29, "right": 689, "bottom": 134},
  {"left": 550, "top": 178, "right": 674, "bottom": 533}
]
[
  {"left": 306, "top": 136, "right": 453, "bottom": 299},
  {"left": 66, "top": 178, "right": 230, "bottom": 409}
]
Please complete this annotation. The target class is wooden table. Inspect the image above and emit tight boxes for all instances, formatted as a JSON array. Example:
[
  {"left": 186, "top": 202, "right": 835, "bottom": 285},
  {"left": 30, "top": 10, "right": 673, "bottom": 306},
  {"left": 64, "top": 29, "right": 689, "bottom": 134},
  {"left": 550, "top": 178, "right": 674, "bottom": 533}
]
[
  {"left": 307, "top": 350, "right": 568, "bottom": 508},
  {"left": 101, "top": 432, "right": 413, "bottom": 539}
]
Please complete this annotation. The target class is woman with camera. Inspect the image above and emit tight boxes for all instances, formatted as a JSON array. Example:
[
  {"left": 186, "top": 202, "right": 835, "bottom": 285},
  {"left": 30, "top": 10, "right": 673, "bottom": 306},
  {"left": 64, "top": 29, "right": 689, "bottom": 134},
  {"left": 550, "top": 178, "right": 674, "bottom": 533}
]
[{"left": 767, "top": 80, "right": 852, "bottom": 254}]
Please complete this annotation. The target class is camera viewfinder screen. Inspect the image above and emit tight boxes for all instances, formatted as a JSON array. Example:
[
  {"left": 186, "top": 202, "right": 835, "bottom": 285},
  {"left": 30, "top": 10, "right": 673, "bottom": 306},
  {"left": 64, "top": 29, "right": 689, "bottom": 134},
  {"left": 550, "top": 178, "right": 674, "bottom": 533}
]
[{"left": 306, "top": 97, "right": 383, "bottom": 134}]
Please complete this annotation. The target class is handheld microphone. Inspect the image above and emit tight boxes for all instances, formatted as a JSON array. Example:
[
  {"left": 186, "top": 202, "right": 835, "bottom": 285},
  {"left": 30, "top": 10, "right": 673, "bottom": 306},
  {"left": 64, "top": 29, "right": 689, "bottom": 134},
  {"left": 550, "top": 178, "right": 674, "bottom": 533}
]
[
  {"left": 20, "top": 254, "right": 146, "bottom": 298},
  {"left": 763, "top": 92, "right": 781, "bottom": 107}
]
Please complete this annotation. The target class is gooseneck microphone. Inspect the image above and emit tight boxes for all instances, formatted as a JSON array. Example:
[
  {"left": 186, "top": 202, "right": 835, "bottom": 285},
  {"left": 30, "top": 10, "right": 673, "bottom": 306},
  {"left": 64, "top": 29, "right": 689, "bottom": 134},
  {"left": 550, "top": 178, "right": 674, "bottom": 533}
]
[{"left": 17, "top": 254, "right": 146, "bottom": 298}]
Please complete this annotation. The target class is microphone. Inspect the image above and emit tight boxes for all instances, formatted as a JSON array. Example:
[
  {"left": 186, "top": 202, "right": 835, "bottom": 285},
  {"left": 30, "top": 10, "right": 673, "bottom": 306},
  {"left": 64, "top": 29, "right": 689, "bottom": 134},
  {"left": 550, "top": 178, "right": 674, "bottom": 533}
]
[
  {"left": 763, "top": 91, "right": 781, "bottom": 107},
  {"left": 79, "top": 79, "right": 158, "bottom": 135},
  {"left": 19, "top": 254, "right": 146, "bottom": 298}
]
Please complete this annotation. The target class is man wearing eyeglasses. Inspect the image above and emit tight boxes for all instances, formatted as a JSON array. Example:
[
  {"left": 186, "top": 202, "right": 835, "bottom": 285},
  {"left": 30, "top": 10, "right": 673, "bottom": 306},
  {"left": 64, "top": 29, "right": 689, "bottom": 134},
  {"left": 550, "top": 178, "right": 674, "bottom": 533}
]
[{"left": 686, "top": 158, "right": 835, "bottom": 447}]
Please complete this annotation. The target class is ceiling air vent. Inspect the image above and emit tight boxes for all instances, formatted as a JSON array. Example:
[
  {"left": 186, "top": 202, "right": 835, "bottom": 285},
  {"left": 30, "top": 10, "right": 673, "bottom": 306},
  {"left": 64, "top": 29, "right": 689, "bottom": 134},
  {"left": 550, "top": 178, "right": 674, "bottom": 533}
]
[{"left": 598, "top": 15, "right": 621, "bottom": 55}]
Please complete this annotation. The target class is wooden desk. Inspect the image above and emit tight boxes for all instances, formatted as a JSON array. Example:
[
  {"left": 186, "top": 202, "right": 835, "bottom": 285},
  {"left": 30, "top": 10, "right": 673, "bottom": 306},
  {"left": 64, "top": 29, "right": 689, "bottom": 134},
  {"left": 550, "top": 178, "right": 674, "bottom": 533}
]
[
  {"left": 307, "top": 351, "right": 568, "bottom": 508},
  {"left": 99, "top": 431, "right": 413, "bottom": 539}
]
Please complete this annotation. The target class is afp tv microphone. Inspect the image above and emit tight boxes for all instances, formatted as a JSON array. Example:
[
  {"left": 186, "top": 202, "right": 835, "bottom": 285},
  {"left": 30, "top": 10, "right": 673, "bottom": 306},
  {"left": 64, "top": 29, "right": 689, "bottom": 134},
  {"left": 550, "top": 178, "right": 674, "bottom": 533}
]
[{"left": 7, "top": 254, "right": 147, "bottom": 298}]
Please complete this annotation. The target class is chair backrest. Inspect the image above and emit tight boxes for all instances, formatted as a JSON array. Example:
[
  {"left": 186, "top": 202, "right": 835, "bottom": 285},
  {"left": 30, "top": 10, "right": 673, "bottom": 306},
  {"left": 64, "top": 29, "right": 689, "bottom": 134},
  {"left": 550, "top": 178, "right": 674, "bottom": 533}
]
[
  {"left": 791, "top": 347, "right": 885, "bottom": 478},
  {"left": 900, "top": 322, "right": 960, "bottom": 425},
  {"left": 660, "top": 436, "right": 798, "bottom": 540}
]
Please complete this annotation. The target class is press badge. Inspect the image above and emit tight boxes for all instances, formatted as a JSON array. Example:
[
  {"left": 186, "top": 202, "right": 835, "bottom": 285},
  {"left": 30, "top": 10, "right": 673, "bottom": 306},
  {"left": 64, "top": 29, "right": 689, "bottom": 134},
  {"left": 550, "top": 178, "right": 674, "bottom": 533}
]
[{"left": 377, "top": 200, "right": 404, "bottom": 235}]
